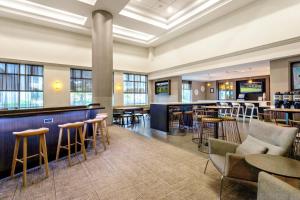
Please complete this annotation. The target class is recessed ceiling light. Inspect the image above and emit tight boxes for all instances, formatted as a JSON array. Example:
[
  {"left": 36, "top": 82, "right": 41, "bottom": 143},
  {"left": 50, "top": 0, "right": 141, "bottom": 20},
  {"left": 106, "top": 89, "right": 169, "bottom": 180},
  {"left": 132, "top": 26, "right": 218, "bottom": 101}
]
[
  {"left": 77, "top": 0, "right": 98, "bottom": 6},
  {"left": 167, "top": 6, "right": 174, "bottom": 13},
  {"left": 120, "top": 0, "right": 227, "bottom": 30},
  {"left": 0, "top": 0, "right": 87, "bottom": 25}
]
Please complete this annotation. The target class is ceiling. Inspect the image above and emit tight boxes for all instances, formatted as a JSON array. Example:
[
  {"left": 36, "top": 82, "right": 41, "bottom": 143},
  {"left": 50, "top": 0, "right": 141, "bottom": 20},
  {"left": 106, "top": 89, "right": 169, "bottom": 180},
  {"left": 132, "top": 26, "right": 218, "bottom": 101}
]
[
  {"left": 0, "top": 0, "right": 257, "bottom": 47},
  {"left": 182, "top": 61, "right": 270, "bottom": 81}
]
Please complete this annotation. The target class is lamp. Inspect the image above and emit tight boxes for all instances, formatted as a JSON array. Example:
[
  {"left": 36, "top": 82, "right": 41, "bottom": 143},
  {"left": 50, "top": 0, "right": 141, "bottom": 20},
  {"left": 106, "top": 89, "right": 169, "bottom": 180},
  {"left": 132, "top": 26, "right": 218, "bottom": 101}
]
[
  {"left": 115, "top": 83, "right": 122, "bottom": 92},
  {"left": 248, "top": 79, "right": 253, "bottom": 83},
  {"left": 52, "top": 80, "right": 62, "bottom": 91},
  {"left": 207, "top": 83, "right": 211, "bottom": 87}
]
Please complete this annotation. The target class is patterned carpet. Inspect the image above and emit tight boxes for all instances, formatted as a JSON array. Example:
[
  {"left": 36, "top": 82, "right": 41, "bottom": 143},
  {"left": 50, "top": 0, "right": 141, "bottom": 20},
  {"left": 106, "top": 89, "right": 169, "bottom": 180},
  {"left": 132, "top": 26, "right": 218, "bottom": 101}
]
[{"left": 0, "top": 125, "right": 256, "bottom": 200}]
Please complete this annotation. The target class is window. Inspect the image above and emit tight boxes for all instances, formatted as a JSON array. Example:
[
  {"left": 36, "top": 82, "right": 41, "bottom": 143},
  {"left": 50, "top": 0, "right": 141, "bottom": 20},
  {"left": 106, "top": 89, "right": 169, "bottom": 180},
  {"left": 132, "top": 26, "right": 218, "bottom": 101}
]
[
  {"left": 0, "top": 62, "right": 43, "bottom": 109},
  {"left": 182, "top": 81, "right": 192, "bottom": 103},
  {"left": 70, "top": 68, "right": 92, "bottom": 105},
  {"left": 123, "top": 73, "right": 148, "bottom": 105}
]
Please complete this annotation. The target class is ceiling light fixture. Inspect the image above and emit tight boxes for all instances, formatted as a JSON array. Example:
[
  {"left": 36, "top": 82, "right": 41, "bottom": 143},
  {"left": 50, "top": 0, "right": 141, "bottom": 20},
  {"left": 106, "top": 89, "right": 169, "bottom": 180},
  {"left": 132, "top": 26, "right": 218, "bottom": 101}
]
[
  {"left": 77, "top": 0, "right": 98, "bottom": 6},
  {"left": 120, "top": 0, "right": 227, "bottom": 30},
  {"left": 0, "top": 0, "right": 87, "bottom": 25},
  {"left": 167, "top": 6, "right": 174, "bottom": 13}
]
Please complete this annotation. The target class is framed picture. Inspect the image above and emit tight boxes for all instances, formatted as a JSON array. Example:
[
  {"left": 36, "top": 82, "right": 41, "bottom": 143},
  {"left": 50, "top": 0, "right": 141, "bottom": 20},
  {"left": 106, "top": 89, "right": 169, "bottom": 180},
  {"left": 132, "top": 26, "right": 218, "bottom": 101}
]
[
  {"left": 291, "top": 62, "right": 300, "bottom": 90},
  {"left": 210, "top": 88, "right": 214, "bottom": 93}
]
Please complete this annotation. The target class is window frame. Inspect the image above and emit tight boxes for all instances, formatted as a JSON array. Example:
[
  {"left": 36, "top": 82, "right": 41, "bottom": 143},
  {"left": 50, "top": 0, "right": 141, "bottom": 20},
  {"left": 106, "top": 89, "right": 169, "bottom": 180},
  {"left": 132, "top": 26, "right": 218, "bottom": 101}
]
[
  {"left": 182, "top": 80, "right": 192, "bottom": 103},
  {"left": 70, "top": 68, "right": 92, "bottom": 106},
  {"left": 0, "top": 62, "right": 44, "bottom": 109},
  {"left": 123, "top": 73, "right": 148, "bottom": 106}
]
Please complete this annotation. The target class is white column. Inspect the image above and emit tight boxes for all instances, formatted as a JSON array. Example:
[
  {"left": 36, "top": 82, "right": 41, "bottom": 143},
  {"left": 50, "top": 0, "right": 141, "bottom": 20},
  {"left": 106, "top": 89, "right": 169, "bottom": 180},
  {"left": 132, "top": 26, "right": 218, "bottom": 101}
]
[{"left": 92, "top": 10, "right": 113, "bottom": 123}]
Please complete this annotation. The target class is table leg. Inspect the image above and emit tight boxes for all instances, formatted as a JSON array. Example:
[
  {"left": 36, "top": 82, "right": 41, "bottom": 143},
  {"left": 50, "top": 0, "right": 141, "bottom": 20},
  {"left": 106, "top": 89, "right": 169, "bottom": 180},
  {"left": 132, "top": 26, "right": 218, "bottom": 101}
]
[
  {"left": 285, "top": 112, "right": 294, "bottom": 124},
  {"left": 214, "top": 122, "right": 219, "bottom": 138}
]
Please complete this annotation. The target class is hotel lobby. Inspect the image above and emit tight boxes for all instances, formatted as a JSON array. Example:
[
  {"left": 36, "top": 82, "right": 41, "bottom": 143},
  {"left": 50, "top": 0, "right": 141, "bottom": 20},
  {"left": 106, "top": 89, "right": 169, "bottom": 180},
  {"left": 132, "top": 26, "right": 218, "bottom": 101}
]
[{"left": 0, "top": 0, "right": 300, "bottom": 200}]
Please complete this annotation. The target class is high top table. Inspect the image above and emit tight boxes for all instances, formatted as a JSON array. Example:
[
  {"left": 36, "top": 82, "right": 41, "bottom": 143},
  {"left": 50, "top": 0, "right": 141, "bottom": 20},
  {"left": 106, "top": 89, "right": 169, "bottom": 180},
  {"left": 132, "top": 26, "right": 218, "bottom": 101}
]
[{"left": 265, "top": 108, "right": 300, "bottom": 124}]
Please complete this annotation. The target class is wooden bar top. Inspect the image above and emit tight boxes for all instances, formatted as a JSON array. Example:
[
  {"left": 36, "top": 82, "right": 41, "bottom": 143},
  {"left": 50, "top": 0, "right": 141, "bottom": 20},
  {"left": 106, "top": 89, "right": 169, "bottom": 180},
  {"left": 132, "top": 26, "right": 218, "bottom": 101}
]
[{"left": 0, "top": 105, "right": 105, "bottom": 118}]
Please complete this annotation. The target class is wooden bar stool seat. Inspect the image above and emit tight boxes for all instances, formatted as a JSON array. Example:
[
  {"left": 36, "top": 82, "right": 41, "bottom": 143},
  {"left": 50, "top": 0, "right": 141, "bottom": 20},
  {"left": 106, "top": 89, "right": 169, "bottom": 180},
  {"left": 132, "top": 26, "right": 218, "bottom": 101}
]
[
  {"left": 198, "top": 118, "right": 223, "bottom": 153},
  {"left": 56, "top": 122, "right": 86, "bottom": 166},
  {"left": 96, "top": 113, "right": 110, "bottom": 145},
  {"left": 83, "top": 118, "right": 107, "bottom": 154},
  {"left": 11, "top": 128, "right": 49, "bottom": 187}
]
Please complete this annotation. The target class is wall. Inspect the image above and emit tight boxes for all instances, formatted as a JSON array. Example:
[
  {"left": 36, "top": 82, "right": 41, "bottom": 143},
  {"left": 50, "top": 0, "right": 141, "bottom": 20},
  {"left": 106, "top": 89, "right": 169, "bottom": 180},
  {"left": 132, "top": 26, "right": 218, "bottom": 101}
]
[
  {"left": 151, "top": 0, "right": 300, "bottom": 72},
  {"left": 205, "top": 81, "right": 218, "bottom": 100},
  {"left": 0, "top": 18, "right": 149, "bottom": 73},
  {"left": 191, "top": 81, "right": 206, "bottom": 101},
  {"left": 113, "top": 71, "right": 124, "bottom": 107},
  {"left": 270, "top": 55, "right": 300, "bottom": 103},
  {"left": 151, "top": 76, "right": 182, "bottom": 103},
  {"left": 44, "top": 65, "right": 71, "bottom": 107},
  {"left": 0, "top": 18, "right": 151, "bottom": 107}
]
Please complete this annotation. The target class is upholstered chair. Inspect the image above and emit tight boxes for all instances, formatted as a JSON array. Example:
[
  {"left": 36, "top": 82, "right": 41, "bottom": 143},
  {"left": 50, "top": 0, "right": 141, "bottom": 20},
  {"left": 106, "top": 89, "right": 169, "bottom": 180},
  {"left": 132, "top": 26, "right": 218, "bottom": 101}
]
[
  {"left": 257, "top": 172, "right": 300, "bottom": 200},
  {"left": 204, "top": 120, "right": 298, "bottom": 199}
]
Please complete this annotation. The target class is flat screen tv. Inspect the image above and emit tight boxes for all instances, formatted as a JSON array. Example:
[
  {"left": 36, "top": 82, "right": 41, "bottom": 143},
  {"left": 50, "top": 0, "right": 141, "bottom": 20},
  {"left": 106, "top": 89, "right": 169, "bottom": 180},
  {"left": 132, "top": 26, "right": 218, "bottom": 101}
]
[
  {"left": 239, "top": 81, "right": 263, "bottom": 93},
  {"left": 155, "top": 80, "right": 170, "bottom": 95},
  {"left": 291, "top": 62, "right": 300, "bottom": 90}
]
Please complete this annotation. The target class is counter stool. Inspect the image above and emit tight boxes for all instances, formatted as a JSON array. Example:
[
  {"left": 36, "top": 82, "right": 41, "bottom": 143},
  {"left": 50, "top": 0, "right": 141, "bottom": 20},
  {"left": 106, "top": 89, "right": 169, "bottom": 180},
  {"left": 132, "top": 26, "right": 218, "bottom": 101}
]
[
  {"left": 198, "top": 118, "right": 223, "bottom": 153},
  {"left": 221, "top": 117, "right": 241, "bottom": 143},
  {"left": 219, "top": 102, "right": 231, "bottom": 117},
  {"left": 83, "top": 118, "right": 106, "bottom": 154},
  {"left": 184, "top": 111, "right": 194, "bottom": 129},
  {"left": 11, "top": 128, "right": 49, "bottom": 187},
  {"left": 243, "top": 103, "right": 259, "bottom": 123},
  {"left": 56, "top": 122, "right": 86, "bottom": 166},
  {"left": 96, "top": 113, "right": 110, "bottom": 145},
  {"left": 170, "top": 111, "right": 184, "bottom": 129},
  {"left": 192, "top": 109, "right": 207, "bottom": 143},
  {"left": 231, "top": 102, "right": 244, "bottom": 119}
]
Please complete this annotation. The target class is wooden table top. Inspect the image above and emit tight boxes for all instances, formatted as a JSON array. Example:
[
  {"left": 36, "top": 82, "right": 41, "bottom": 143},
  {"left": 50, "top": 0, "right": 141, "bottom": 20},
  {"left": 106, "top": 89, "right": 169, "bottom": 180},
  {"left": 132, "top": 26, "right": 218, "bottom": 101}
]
[
  {"left": 113, "top": 107, "right": 143, "bottom": 110},
  {"left": 201, "top": 106, "right": 232, "bottom": 109},
  {"left": 265, "top": 108, "right": 300, "bottom": 113},
  {"left": 245, "top": 154, "right": 300, "bottom": 179}
]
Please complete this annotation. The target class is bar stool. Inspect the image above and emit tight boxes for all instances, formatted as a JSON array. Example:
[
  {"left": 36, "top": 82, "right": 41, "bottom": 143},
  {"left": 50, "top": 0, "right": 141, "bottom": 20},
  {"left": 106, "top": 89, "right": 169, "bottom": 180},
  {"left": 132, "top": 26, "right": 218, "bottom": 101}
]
[
  {"left": 193, "top": 109, "right": 213, "bottom": 143},
  {"left": 243, "top": 103, "right": 259, "bottom": 123},
  {"left": 221, "top": 117, "right": 242, "bottom": 143},
  {"left": 83, "top": 118, "right": 106, "bottom": 154},
  {"left": 11, "top": 128, "right": 49, "bottom": 187},
  {"left": 198, "top": 117, "right": 223, "bottom": 153},
  {"left": 219, "top": 102, "right": 232, "bottom": 117},
  {"left": 56, "top": 122, "right": 87, "bottom": 166},
  {"left": 231, "top": 102, "right": 244, "bottom": 119},
  {"left": 184, "top": 110, "right": 194, "bottom": 129},
  {"left": 170, "top": 111, "right": 184, "bottom": 129},
  {"left": 96, "top": 113, "right": 110, "bottom": 145}
]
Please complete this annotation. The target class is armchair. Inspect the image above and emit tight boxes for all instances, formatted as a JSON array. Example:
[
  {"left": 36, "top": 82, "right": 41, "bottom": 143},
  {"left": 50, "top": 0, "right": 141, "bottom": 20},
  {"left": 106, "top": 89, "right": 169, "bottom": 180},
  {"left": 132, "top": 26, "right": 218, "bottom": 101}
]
[
  {"left": 257, "top": 172, "right": 300, "bottom": 200},
  {"left": 204, "top": 120, "right": 298, "bottom": 199}
]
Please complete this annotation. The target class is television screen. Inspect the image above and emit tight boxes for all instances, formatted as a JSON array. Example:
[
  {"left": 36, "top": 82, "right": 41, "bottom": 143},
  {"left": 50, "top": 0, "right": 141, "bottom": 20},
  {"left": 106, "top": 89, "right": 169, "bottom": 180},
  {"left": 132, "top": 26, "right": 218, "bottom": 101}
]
[
  {"left": 292, "top": 62, "right": 300, "bottom": 90},
  {"left": 239, "top": 82, "right": 263, "bottom": 93},
  {"left": 155, "top": 80, "right": 170, "bottom": 95}
]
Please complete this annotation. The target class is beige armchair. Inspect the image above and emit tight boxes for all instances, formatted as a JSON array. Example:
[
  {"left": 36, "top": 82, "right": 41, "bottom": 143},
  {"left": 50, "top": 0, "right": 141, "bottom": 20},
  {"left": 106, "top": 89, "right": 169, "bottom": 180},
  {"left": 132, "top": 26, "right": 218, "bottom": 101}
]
[
  {"left": 257, "top": 172, "right": 300, "bottom": 200},
  {"left": 204, "top": 120, "right": 298, "bottom": 199}
]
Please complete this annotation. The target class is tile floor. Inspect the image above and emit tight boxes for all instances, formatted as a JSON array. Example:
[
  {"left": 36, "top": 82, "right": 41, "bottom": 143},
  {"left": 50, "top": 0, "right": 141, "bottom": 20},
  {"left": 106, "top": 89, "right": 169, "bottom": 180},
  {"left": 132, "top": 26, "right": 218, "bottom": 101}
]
[{"left": 0, "top": 121, "right": 257, "bottom": 200}]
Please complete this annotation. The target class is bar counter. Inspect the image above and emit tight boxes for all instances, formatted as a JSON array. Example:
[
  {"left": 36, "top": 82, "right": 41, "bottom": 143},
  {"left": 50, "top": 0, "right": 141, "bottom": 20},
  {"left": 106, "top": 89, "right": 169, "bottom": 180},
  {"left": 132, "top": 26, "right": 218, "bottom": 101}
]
[
  {"left": 150, "top": 100, "right": 270, "bottom": 132},
  {"left": 0, "top": 105, "right": 104, "bottom": 179}
]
